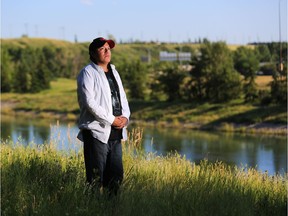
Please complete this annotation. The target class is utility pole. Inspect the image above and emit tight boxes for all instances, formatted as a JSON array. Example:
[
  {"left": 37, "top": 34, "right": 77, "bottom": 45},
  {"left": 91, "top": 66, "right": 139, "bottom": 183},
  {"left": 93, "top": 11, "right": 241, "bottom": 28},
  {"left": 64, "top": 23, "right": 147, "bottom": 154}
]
[
  {"left": 278, "top": 0, "right": 283, "bottom": 74},
  {"left": 24, "top": 23, "right": 29, "bottom": 37}
]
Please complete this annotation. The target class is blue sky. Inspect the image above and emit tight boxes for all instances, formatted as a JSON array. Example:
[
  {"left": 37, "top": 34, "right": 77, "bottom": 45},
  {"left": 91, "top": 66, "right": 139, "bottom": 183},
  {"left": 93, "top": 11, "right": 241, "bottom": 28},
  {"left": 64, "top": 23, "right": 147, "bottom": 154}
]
[{"left": 1, "top": 0, "right": 287, "bottom": 44}]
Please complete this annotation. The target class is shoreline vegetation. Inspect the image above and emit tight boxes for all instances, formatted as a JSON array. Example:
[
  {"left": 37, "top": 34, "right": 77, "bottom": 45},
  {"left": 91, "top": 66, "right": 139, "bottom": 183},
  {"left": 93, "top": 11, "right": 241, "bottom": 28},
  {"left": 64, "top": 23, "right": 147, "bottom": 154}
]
[
  {"left": 1, "top": 128, "right": 287, "bottom": 216},
  {"left": 1, "top": 78, "right": 287, "bottom": 135}
]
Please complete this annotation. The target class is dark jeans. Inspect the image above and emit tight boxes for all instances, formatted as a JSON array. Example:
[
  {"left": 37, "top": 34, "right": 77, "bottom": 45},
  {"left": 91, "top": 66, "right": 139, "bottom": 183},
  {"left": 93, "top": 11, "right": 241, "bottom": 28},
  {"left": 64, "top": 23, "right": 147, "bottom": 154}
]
[{"left": 82, "top": 130, "right": 123, "bottom": 195}]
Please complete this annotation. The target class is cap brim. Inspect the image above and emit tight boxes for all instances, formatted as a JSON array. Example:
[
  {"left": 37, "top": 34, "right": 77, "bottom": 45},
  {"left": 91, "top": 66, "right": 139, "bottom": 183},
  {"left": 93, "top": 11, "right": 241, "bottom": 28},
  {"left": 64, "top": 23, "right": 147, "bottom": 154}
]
[
  {"left": 106, "top": 40, "right": 115, "bottom": 49},
  {"left": 89, "top": 37, "right": 115, "bottom": 52}
]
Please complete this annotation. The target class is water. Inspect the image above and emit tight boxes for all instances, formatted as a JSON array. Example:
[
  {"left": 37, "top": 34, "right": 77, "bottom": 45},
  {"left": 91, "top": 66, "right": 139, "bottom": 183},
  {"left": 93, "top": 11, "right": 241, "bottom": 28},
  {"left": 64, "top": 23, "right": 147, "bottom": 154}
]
[{"left": 1, "top": 115, "right": 287, "bottom": 176}]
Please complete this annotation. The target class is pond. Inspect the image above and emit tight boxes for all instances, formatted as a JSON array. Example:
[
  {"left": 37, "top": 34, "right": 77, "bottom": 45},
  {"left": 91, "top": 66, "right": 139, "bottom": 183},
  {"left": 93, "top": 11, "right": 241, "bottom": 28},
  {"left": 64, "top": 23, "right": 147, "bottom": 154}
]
[{"left": 1, "top": 115, "right": 287, "bottom": 176}]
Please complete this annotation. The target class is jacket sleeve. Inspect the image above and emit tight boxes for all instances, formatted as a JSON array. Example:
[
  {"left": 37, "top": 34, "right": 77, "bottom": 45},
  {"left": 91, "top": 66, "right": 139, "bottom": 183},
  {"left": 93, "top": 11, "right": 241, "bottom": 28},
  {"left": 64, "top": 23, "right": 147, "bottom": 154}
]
[{"left": 77, "top": 68, "right": 115, "bottom": 125}]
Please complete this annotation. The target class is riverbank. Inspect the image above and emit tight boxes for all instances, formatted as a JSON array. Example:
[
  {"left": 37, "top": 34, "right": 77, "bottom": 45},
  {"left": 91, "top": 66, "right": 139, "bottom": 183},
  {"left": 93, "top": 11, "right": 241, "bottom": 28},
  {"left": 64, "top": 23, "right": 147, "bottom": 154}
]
[
  {"left": 1, "top": 130, "right": 286, "bottom": 216},
  {"left": 130, "top": 120, "right": 287, "bottom": 136},
  {"left": 1, "top": 109, "right": 286, "bottom": 136},
  {"left": 1, "top": 78, "right": 287, "bottom": 135},
  {"left": 2, "top": 100, "right": 286, "bottom": 135}
]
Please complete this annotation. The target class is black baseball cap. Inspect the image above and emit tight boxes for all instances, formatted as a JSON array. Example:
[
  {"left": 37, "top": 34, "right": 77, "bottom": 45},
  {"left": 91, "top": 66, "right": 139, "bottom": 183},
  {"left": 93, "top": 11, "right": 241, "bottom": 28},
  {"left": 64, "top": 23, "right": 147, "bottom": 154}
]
[{"left": 89, "top": 37, "right": 115, "bottom": 53}]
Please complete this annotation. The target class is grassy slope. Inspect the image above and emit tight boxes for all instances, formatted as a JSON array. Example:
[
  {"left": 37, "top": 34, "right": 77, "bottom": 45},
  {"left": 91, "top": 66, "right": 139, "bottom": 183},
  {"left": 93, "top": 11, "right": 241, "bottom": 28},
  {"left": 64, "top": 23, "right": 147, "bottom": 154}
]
[
  {"left": 1, "top": 78, "right": 286, "bottom": 134},
  {"left": 1, "top": 37, "right": 255, "bottom": 64},
  {"left": 1, "top": 132, "right": 286, "bottom": 216},
  {"left": 1, "top": 78, "right": 78, "bottom": 120},
  {"left": 1, "top": 37, "right": 78, "bottom": 48}
]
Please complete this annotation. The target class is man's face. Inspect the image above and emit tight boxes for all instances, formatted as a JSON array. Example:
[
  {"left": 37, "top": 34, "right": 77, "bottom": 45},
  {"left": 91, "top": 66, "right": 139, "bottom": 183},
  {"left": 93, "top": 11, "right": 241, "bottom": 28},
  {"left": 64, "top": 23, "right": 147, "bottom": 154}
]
[{"left": 96, "top": 42, "right": 111, "bottom": 65}]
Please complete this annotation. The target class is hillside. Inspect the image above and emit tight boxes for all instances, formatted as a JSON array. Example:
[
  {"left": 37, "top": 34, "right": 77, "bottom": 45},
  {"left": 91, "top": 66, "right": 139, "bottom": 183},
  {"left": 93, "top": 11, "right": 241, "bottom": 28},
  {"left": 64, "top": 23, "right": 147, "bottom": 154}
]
[{"left": 1, "top": 37, "right": 254, "bottom": 64}]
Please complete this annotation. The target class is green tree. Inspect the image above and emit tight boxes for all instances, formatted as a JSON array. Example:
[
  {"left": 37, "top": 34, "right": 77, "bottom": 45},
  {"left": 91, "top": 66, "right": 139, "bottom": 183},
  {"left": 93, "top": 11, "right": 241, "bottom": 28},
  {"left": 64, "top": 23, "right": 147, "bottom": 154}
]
[
  {"left": 189, "top": 41, "right": 242, "bottom": 102},
  {"left": 13, "top": 47, "right": 52, "bottom": 93},
  {"left": 255, "top": 44, "right": 271, "bottom": 62},
  {"left": 158, "top": 64, "right": 186, "bottom": 101},
  {"left": 31, "top": 48, "right": 51, "bottom": 92},
  {"left": 267, "top": 42, "right": 287, "bottom": 65},
  {"left": 1, "top": 48, "right": 14, "bottom": 92},
  {"left": 234, "top": 46, "right": 259, "bottom": 102},
  {"left": 13, "top": 48, "right": 34, "bottom": 92},
  {"left": 271, "top": 64, "right": 287, "bottom": 105},
  {"left": 42, "top": 46, "right": 59, "bottom": 78},
  {"left": 118, "top": 60, "right": 148, "bottom": 100}
]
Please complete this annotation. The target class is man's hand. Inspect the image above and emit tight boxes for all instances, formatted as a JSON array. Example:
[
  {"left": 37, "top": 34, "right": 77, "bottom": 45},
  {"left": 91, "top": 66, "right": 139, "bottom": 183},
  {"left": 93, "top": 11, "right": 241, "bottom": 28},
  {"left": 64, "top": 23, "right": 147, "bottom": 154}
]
[
  {"left": 118, "top": 116, "right": 128, "bottom": 128},
  {"left": 112, "top": 116, "right": 128, "bottom": 129}
]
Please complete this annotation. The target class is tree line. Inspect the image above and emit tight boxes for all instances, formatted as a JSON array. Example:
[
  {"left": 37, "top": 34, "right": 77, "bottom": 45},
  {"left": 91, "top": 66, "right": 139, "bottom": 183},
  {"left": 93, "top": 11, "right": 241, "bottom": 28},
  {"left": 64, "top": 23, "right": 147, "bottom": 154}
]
[
  {"left": 1, "top": 39, "right": 87, "bottom": 93},
  {"left": 1, "top": 38, "right": 287, "bottom": 104}
]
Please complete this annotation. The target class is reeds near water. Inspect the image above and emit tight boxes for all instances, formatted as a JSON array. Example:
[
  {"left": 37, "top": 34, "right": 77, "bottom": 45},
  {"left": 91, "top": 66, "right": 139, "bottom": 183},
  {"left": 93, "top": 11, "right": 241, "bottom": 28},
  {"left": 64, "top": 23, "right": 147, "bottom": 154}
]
[{"left": 1, "top": 128, "right": 287, "bottom": 216}]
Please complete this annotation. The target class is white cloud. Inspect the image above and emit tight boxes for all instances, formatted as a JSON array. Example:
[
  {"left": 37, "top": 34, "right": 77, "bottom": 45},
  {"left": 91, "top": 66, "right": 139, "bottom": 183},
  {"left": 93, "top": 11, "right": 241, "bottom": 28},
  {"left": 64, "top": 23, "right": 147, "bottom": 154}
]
[
  {"left": 80, "top": 0, "right": 93, "bottom": 5},
  {"left": 112, "top": 0, "right": 118, "bottom": 6}
]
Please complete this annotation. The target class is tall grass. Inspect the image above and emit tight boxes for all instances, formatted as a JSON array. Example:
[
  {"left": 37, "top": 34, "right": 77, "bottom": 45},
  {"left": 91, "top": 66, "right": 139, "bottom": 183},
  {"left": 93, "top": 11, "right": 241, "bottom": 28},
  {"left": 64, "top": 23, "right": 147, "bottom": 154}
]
[{"left": 1, "top": 128, "right": 287, "bottom": 216}]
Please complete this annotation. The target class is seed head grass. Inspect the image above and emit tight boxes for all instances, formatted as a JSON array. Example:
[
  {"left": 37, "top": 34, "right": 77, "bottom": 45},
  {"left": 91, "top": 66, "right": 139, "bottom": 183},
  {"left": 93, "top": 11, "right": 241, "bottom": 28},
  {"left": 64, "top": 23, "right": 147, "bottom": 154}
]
[{"left": 1, "top": 128, "right": 287, "bottom": 216}]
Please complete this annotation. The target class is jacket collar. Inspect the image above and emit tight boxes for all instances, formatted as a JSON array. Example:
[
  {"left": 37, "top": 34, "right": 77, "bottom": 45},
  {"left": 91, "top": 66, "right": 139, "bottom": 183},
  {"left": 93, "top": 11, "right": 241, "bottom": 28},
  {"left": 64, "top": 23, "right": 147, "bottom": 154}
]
[{"left": 90, "top": 62, "right": 115, "bottom": 72}]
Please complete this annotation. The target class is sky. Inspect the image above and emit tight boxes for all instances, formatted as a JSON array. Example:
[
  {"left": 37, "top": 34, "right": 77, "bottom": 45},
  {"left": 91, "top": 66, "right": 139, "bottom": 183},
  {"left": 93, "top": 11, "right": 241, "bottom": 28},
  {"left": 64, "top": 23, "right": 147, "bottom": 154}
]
[{"left": 1, "top": 0, "right": 287, "bottom": 45}]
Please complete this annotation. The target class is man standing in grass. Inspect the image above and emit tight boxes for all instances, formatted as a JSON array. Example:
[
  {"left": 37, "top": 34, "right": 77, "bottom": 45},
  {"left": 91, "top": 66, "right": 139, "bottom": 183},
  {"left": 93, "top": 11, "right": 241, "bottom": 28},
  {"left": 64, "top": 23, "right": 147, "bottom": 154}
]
[{"left": 77, "top": 37, "right": 130, "bottom": 196}]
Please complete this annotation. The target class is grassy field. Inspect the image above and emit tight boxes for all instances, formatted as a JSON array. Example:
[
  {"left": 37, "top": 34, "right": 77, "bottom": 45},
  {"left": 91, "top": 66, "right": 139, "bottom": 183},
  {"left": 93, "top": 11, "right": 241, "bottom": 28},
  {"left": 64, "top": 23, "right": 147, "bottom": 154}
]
[
  {"left": 255, "top": 75, "right": 273, "bottom": 90},
  {"left": 1, "top": 128, "right": 287, "bottom": 216},
  {"left": 1, "top": 77, "right": 286, "bottom": 134},
  {"left": 1, "top": 78, "right": 79, "bottom": 120}
]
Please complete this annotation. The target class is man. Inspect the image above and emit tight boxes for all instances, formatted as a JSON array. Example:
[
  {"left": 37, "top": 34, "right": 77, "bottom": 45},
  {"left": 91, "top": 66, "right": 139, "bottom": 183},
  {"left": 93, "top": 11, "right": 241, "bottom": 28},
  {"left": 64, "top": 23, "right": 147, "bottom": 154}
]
[{"left": 77, "top": 37, "right": 130, "bottom": 196}]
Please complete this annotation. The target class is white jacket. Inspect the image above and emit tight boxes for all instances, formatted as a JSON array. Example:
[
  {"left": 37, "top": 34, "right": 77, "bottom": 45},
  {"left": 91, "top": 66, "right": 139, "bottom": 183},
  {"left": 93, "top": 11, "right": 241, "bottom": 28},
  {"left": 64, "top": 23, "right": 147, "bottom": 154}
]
[{"left": 77, "top": 62, "right": 130, "bottom": 143}]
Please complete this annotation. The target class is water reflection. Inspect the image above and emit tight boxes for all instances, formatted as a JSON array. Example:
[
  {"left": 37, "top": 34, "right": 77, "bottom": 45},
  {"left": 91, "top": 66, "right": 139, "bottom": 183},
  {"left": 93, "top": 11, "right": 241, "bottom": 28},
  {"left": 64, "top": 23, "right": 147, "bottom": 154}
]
[
  {"left": 1, "top": 116, "right": 287, "bottom": 176},
  {"left": 1, "top": 116, "right": 51, "bottom": 145},
  {"left": 1, "top": 116, "right": 81, "bottom": 151},
  {"left": 141, "top": 127, "right": 287, "bottom": 175}
]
